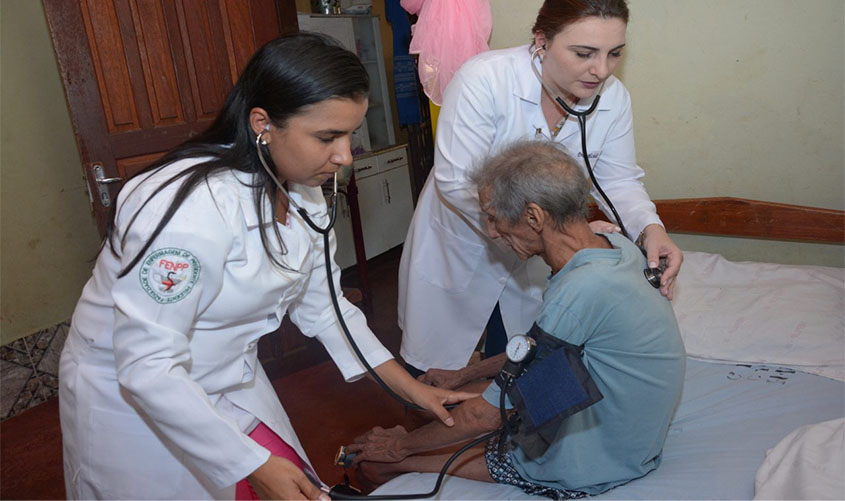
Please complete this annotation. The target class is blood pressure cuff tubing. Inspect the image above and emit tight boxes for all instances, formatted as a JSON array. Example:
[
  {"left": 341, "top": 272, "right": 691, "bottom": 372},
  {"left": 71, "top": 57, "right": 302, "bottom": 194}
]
[{"left": 504, "top": 323, "right": 603, "bottom": 439}]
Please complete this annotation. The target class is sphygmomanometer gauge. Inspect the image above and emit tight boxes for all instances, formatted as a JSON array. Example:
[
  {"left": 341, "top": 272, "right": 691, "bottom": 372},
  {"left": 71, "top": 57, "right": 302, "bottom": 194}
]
[{"left": 506, "top": 335, "right": 537, "bottom": 364}]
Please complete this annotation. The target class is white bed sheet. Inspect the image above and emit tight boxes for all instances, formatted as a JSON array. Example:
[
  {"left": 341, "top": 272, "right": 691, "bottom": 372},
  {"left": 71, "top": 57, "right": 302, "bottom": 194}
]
[
  {"left": 671, "top": 252, "right": 844, "bottom": 381},
  {"left": 372, "top": 359, "right": 845, "bottom": 500}
]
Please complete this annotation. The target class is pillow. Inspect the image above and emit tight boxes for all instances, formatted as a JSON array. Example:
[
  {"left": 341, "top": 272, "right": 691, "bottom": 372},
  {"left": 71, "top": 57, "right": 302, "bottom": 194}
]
[
  {"left": 754, "top": 418, "right": 844, "bottom": 500},
  {"left": 671, "top": 252, "right": 844, "bottom": 381}
]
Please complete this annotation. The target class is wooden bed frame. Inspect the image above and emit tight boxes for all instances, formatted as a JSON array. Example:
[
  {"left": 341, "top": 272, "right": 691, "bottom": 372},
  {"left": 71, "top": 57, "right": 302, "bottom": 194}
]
[{"left": 590, "top": 197, "right": 845, "bottom": 244}]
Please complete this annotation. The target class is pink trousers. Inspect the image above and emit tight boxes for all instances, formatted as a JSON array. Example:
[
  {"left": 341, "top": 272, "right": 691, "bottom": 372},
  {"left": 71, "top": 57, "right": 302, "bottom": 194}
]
[{"left": 235, "top": 423, "right": 306, "bottom": 500}]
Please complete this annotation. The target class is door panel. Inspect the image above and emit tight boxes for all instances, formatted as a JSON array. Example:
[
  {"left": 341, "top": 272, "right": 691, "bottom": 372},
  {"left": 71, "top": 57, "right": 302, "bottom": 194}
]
[
  {"left": 115, "top": 152, "right": 167, "bottom": 180},
  {"left": 44, "top": 0, "right": 348, "bottom": 378},
  {"left": 129, "top": 0, "right": 186, "bottom": 127},
  {"left": 43, "top": 0, "right": 297, "bottom": 234},
  {"left": 79, "top": 0, "right": 142, "bottom": 133},
  {"left": 178, "top": 0, "right": 230, "bottom": 120}
]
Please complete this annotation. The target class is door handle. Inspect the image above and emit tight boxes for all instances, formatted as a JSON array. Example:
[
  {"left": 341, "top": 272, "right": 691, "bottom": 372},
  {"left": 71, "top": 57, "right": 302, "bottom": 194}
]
[
  {"left": 91, "top": 163, "right": 123, "bottom": 207},
  {"left": 382, "top": 178, "right": 391, "bottom": 204},
  {"left": 96, "top": 176, "right": 123, "bottom": 184}
]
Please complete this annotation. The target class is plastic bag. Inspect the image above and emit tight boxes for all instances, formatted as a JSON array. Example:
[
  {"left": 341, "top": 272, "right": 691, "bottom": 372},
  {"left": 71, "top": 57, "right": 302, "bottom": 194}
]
[{"left": 400, "top": 0, "right": 492, "bottom": 105}]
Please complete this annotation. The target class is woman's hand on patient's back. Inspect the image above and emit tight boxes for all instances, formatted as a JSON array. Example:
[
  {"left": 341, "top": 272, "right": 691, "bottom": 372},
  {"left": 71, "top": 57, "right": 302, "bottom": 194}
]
[{"left": 588, "top": 220, "right": 622, "bottom": 234}]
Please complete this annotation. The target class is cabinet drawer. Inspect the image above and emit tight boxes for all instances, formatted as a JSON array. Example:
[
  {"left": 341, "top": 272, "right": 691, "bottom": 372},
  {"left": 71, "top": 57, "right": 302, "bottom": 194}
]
[
  {"left": 352, "top": 156, "right": 378, "bottom": 179},
  {"left": 378, "top": 147, "right": 408, "bottom": 173}
]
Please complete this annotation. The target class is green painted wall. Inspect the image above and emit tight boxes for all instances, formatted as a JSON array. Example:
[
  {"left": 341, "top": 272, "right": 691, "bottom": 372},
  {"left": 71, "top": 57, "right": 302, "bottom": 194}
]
[
  {"left": 1, "top": 1, "right": 101, "bottom": 345},
  {"left": 490, "top": 0, "right": 844, "bottom": 267}
]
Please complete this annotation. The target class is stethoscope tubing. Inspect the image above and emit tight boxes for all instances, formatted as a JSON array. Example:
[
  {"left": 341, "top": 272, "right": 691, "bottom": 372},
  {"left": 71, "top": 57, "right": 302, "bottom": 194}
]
[
  {"left": 256, "top": 130, "right": 478, "bottom": 499},
  {"left": 255, "top": 131, "right": 423, "bottom": 409},
  {"left": 531, "top": 49, "right": 665, "bottom": 287},
  {"left": 530, "top": 49, "right": 631, "bottom": 240}
]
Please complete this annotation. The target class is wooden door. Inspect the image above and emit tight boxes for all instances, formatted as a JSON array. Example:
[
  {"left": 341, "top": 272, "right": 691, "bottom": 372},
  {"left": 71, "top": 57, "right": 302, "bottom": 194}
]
[
  {"left": 43, "top": 0, "right": 298, "bottom": 235},
  {"left": 43, "top": 0, "right": 327, "bottom": 378}
]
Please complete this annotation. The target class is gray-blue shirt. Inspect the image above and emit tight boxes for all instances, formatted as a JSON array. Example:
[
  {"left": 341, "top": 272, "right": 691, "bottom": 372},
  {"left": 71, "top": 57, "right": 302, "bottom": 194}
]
[{"left": 483, "top": 232, "right": 685, "bottom": 495}]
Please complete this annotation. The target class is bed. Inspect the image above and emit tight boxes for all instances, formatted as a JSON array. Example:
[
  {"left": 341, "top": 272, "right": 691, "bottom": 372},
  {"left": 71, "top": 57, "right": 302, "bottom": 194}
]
[{"left": 371, "top": 197, "right": 845, "bottom": 500}]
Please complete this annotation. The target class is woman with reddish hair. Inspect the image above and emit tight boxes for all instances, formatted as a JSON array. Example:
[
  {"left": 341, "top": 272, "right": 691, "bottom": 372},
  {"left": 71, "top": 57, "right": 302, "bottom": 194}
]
[{"left": 399, "top": 0, "right": 683, "bottom": 379}]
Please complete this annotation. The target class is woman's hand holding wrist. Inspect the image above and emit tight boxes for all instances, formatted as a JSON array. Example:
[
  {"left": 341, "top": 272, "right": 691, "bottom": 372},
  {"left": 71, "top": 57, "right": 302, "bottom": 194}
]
[{"left": 373, "top": 360, "right": 477, "bottom": 427}]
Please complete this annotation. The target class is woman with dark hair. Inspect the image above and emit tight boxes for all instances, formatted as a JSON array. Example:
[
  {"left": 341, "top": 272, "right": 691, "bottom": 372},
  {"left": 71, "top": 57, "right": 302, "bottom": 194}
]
[
  {"left": 398, "top": 0, "right": 684, "bottom": 379},
  {"left": 59, "top": 32, "right": 471, "bottom": 500}
]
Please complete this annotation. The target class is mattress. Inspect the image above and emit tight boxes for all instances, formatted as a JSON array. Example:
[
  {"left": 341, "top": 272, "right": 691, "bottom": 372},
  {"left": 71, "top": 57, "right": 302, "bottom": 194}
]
[{"left": 372, "top": 359, "right": 845, "bottom": 500}]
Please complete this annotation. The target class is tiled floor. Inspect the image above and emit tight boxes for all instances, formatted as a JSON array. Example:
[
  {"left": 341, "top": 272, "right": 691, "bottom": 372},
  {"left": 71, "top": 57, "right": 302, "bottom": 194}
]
[
  {"left": 0, "top": 246, "right": 429, "bottom": 499},
  {"left": 1, "top": 321, "right": 68, "bottom": 420}
]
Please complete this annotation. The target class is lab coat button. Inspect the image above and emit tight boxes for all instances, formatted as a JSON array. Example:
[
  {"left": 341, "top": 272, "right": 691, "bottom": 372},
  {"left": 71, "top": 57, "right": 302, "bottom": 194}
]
[{"left": 247, "top": 342, "right": 256, "bottom": 350}]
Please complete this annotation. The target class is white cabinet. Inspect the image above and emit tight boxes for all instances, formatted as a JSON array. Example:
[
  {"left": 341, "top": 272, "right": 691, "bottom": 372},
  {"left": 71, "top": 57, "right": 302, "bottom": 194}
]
[
  {"left": 297, "top": 13, "right": 395, "bottom": 151},
  {"left": 331, "top": 145, "right": 414, "bottom": 269}
]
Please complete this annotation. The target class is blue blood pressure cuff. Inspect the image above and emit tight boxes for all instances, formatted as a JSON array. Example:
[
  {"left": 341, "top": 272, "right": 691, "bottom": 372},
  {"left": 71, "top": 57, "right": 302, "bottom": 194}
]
[{"left": 501, "top": 323, "right": 603, "bottom": 439}]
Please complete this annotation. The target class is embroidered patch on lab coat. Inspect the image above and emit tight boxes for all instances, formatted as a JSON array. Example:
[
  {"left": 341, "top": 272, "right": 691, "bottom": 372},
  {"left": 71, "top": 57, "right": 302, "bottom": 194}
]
[{"left": 139, "top": 248, "right": 201, "bottom": 304}]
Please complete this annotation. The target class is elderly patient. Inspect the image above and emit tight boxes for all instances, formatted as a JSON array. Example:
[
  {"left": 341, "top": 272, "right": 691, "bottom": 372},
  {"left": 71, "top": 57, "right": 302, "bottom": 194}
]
[{"left": 348, "top": 141, "right": 686, "bottom": 499}]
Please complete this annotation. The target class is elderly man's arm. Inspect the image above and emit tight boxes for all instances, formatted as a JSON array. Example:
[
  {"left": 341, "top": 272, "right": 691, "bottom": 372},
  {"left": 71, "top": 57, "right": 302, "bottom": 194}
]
[
  {"left": 348, "top": 396, "right": 503, "bottom": 464},
  {"left": 419, "top": 353, "right": 507, "bottom": 390}
]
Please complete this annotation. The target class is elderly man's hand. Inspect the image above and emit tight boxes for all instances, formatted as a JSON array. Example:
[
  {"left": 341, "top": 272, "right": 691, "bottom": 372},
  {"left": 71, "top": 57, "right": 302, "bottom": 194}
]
[
  {"left": 417, "top": 368, "right": 466, "bottom": 390},
  {"left": 347, "top": 426, "right": 409, "bottom": 465}
]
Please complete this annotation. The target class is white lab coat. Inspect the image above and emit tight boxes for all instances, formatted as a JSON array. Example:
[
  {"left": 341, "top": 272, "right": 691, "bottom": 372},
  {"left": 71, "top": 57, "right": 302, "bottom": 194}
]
[
  {"left": 59, "top": 158, "right": 392, "bottom": 499},
  {"left": 398, "top": 45, "right": 663, "bottom": 371}
]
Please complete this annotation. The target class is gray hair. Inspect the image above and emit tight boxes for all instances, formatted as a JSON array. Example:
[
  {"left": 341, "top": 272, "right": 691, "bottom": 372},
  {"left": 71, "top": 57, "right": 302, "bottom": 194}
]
[{"left": 469, "top": 140, "right": 590, "bottom": 227}]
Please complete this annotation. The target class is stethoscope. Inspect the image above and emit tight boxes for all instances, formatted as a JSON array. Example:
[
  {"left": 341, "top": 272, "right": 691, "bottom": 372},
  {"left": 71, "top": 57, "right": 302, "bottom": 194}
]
[
  {"left": 256, "top": 128, "right": 448, "bottom": 409},
  {"left": 256, "top": 129, "right": 479, "bottom": 499},
  {"left": 255, "top": 129, "right": 405, "bottom": 404},
  {"left": 530, "top": 48, "right": 664, "bottom": 288},
  {"left": 530, "top": 47, "right": 630, "bottom": 241}
]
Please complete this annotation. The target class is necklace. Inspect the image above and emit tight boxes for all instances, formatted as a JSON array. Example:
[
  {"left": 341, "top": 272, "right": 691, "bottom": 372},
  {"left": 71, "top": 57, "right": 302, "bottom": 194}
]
[
  {"left": 544, "top": 91, "right": 578, "bottom": 140},
  {"left": 550, "top": 111, "right": 569, "bottom": 139}
]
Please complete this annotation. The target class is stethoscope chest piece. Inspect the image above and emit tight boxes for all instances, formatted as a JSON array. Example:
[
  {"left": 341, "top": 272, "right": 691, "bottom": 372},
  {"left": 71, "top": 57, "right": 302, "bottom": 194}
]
[{"left": 643, "top": 266, "right": 662, "bottom": 288}]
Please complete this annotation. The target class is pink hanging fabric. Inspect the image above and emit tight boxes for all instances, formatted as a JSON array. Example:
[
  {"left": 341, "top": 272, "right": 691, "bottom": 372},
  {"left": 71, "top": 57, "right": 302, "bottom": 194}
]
[{"left": 400, "top": 0, "right": 492, "bottom": 105}]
